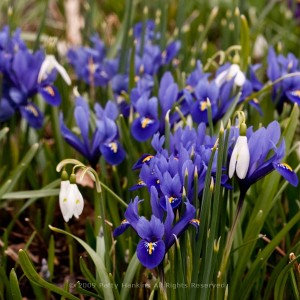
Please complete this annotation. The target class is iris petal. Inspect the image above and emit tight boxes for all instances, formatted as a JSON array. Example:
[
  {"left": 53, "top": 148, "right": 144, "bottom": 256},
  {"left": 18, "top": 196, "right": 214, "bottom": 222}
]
[
  {"left": 274, "top": 162, "right": 299, "bottom": 187},
  {"left": 100, "top": 141, "right": 125, "bottom": 165},
  {"left": 38, "top": 85, "right": 61, "bottom": 106},
  {"left": 137, "top": 239, "right": 165, "bottom": 269},
  {"left": 131, "top": 116, "right": 159, "bottom": 141},
  {"left": 113, "top": 219, "right": 131, "bottom": 237},
  {"left": 20, "top": 103, "right": 44, "bottom": 129}
]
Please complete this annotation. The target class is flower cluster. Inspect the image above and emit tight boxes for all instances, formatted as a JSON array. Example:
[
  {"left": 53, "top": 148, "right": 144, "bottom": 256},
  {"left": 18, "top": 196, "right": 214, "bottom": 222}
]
[
  {"left": 60, "top": 94, "right": 125, "bottom": 167},
  {"left": 0, "top": 26, "right": 70, "bottom": 128},
  {"left": 229, "top": 120, "right": 298, "bottom": 192},
  {"left": 114, "top": 191, "right": 198, "bottom": 269}
]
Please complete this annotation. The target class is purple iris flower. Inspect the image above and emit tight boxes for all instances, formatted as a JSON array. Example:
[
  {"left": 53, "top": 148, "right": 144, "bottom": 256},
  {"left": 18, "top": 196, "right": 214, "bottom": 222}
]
[
  {"left": 131, "top": 96, "right": 159, "bottom": 141},
  {"left": 230, "top": 121, "right": 298, "bottom": 191},
  {"left": 131, "top": 124, "right": 229, "bottom": 203},
  {"left": 67, "top": 34, "right": 117, "bottom": 86},
  {"left": 60, "top": 97, "right": 125, "bottom": 166},
  {"left": 0, "top": 49, "right": 61, "bottom": 128},
  {"left": 113, "top": 192, "right": 197, "bottom": 269},
  {"left": 267, "top": 47, "right": 300, "bottom": 110}
]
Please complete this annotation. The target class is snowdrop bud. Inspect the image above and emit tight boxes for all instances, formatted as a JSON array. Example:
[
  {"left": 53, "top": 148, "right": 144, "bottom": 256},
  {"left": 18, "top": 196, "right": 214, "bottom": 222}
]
[
  {"left": 229, "top": 135, "right": 250, "bottom": 179},
  {"left": 253, "top": 34, "right": 268, "bottom": 60}
]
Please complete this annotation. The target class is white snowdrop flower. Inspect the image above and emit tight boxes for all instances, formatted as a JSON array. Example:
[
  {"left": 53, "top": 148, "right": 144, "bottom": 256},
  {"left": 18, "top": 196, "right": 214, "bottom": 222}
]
[
  {"left": 59, "top": 174, "right": 84, "bottom": 222},
  {"left": 215, "top": 64, "right": 246, "bottom": 87},
  {"left": 229, "top": 135, "right": 250, "bottom": 179},
  {"left": 38, "top": 55, "right": 71, "bottom": 85},
  {"left": 253, "top": 34, "right": 268, "bottom": 60}
]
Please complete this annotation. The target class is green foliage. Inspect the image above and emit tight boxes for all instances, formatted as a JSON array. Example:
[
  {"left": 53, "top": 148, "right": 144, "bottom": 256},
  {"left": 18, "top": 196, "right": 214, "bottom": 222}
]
[{"left": 0, "top": 1, "right": 299, "bottom": 300}]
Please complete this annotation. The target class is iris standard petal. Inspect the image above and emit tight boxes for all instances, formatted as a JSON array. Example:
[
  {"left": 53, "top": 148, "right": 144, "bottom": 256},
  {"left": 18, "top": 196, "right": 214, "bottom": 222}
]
[{"left": 136, "top": 216, "right": 165, "bottom": 240}]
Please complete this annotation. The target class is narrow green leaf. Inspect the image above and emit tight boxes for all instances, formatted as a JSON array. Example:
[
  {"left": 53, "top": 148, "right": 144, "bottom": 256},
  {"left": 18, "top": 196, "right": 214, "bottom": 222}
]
[
  {"left": 240, "top": 15, "right": 250, "bottom": 72},
  {"left": 0, "top": 127, "right": 9, "bottom": 141},
  {"left": 4, "top": 143, "right": 39, "bottom": 195},
  {"left": 49, "top": 226, "right": 114, "bottom": 300},
  {"left": 239, "top": 210, "right": 300, "bottom": 299},
  {"left": 75, "top": 282, "right": 103, "bottom": 299},
  {"left": 282, "top": 103, "right": 299, "bottom": 152},
  {"left": 1, "top": 189, "right": 59, "bottom": 200},
  {"left": 9, "top": 269, "right": 22, "bottom": 300},
  {"left": 120, "top": 252, "right": 140, "bottom": 300},
  {"left": 18, "top": 250, "right": 80, "bottom": 300},
  {"left": 79, "top": 257, "right": 103, "bottom": 297},
  {"left": 48, "top": 235, "right": 55, "bottom": 281},
  {"left": 274, "top": 255, "right": 300, "bottom": 300}
]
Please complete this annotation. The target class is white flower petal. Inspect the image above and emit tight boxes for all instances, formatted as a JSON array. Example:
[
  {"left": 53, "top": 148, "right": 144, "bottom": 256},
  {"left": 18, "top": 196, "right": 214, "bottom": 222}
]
[
  {"left": 215, "top": 70, "right": 227, "bottom": 87},
  {"left": 38, "top": 55, "right": 71, "bottom": 85},
  {"left": 229, "top": 143, "right": 238, "bottom": 178},
  {"left": 236, "top": 140, "right": 250, "bottom": 179},
  {"left": 59, "top": 180, "right": 70, "bottom": 217},
  {"left": 234, "top": 71, "right": 246, "bottom": 87},
  {"left": 229, "top": 136, "right": 250, "bottom": 179},
  {"left": 73, "top": 186, "right": 84, "bottom": 218}
]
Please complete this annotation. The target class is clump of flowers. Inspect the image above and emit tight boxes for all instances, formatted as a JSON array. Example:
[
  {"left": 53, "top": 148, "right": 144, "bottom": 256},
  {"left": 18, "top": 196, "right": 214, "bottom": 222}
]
[
  {"left": 60, "top": 93, "right": 125, "bottom": 167},
  {"left": 0, "top": 26, "right": 70, "bottom": 128}
]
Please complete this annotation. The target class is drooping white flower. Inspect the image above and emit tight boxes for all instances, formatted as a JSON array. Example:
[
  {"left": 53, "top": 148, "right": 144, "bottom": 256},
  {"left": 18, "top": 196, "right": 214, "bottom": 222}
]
[
  {"left": 215, "top": 64, "right": 246, "bottom": 87},
  {"left": 229, "top": 135, "right": 250, "bottom": 179},
  {"left": 38, "top": 55, "right": 71, "bottom": 85},
  {"left": 59, "top": 179, "right": 84, "bottom": 222},
  {"left": 253, "top": 34, "right": 268, "bottom": 60}
]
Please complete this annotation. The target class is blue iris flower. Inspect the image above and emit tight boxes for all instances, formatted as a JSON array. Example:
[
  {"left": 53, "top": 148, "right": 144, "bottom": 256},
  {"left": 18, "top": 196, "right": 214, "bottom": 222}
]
[
  {"left": 131, "top": 96, "right": 160, "bottom": 141},
  {"left": 266, "top": 47, "right": 300, "bottom": 110},
  {"left": 114, "top": 192, "right": 197, "bottom": 269},
  {"left": 230, "top": 121, "right": 298, "bottom": 191},
  {"left": 60, "top": 96, "right": 125, "bottom": 166},
  {"left": 131, "top": 123, "right": 229, "bottom": 203},
  {"left": 0, "top": 27, "right": 62, "bottom": 128},
  {"left": 67, "top": 34, "right": 117, "bottom": 86}
]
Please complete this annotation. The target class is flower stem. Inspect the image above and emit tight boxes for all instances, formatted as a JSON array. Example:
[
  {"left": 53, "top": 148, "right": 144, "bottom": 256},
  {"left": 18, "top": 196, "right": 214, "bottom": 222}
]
[{"left": 218, "top": 189, "right": 246, "bottom": 289}]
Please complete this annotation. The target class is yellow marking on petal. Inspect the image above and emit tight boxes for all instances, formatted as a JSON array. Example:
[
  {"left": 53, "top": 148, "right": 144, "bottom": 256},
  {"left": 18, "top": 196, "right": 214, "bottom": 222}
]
[
  {"left": 109, "top": 142, "right": 118, "bottom": 153},
  {"left": 200, "top": 101, "right": 208, "bottom": 111},
  {"left": 137, "top": 180, "right": 145, "bottom": 185},
  {"left": 76, "top": 199, "right": 80, "bottom": 204},
  {"left": 148, "top": 242, "right": 153, "bottom": 255},
  {"left": 291, "top": 90, "right": 300, "bottom": 97},
  {"left": 141, "top": 117, "right": 153, "bottom": 128},
  {"left": 161, "top": 50, "right": 167, "bottom": 59},
  {"left": 279, "top": 163, "right": 293, "bottom": 171},
  {"left": 121, "top": 219, "right": 128, "bottom": 224},
  {"left": 190, "top": 219, "right": 200, "bottom": 225},
  {"left": 142, "top": 155, "right": 153, "bottom": 163},
  {"left": 134, "top": 75, "right": 140, "bottom": 82},
  {"left": 63, "top": 198, "right": 67, "bottom": 202},
  {"left": 168, "top": 196, "right": 175, "bottom": 203},
  {"left": 44, "top": 86, "right": 55, "bottom": 97},
  {"left": 25, "top": 104, "right": 39, "bottom": 117}
]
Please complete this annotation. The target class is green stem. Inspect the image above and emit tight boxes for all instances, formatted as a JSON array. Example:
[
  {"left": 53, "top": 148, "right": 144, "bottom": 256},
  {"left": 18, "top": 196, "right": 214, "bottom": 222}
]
[{"left": 218, "top": 189, "right": 246, "bottom": 287}]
